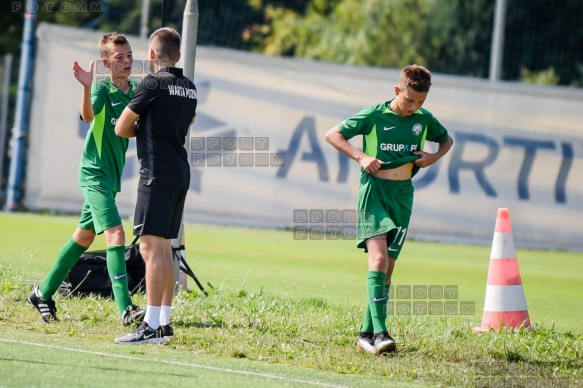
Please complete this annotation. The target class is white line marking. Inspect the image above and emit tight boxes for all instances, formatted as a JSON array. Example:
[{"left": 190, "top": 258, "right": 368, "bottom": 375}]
[{"left": 0, "top": 338, "right": 346, "bottom": 387}]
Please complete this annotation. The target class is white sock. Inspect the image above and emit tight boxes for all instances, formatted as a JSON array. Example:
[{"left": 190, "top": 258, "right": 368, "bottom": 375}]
[
  {"left": 144, "top": 305, "right": 161, "bottom": 329},
  {"left": 159, "top": 305, "right": 171, "bottom": 326}
]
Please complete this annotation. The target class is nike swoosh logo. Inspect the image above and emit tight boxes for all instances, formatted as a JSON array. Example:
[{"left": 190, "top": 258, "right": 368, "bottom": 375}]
[
  {"left": 373, "top": 297, "right": 388, "bottom": 302},
  {"left": 388, "top": 247, "right": 398, "bottom": 251},
  {"left": 384, "top": 126, "right": 396, "bottom": 131},
  {"left": 114, "top": 274, "right": 126, "bottom": 280},
  {"left": 143, "top": 333, "right": 156, "bottom": 339},
  {"left": 112, "top": 102, "right": 122, "bottom": 106},
  {"left": 133, "top": 224, "right": 143, "bottom": 229}
]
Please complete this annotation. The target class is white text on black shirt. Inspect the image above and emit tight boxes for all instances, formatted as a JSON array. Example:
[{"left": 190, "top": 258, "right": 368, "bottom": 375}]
[{"left": 168, "top": 85, "right": 197, "bottom": 99}]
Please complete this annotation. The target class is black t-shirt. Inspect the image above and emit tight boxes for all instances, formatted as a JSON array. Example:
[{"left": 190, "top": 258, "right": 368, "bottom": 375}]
[{"left": 128, "top": 67, "right": 197, "bottom": 189}]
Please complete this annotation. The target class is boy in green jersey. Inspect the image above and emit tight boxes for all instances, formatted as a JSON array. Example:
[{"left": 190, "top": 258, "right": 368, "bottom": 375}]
[
  {"left": 28, "top": 33, "right": 144, "bottom": 326},
  {"left": 325, "top": 65, "right": 454, "bottom": 354}
]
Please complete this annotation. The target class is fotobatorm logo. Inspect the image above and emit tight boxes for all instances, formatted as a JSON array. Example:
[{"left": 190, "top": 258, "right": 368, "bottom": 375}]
[
  {"left": 190, "top": 136, "right": 285, "bottom": 168},
  {"left": 11, "top": 2, "right": 104, "bottom": 13},
  {"left": 292, "top": 209, "right": 357, "bottom": 240},
  {"left": 386, "top": 285, "right": 475, "bottom": 316}
]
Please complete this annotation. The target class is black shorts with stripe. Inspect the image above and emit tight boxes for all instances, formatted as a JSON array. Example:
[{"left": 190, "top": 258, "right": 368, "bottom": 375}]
[{"left": 133, "top": 185, "right": 188, "bottom": 239}]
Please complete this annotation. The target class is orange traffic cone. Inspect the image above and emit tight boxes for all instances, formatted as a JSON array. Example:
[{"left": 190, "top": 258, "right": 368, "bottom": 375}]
[{"left": 473, "top": 208, "right": 530, "bottom": 333}]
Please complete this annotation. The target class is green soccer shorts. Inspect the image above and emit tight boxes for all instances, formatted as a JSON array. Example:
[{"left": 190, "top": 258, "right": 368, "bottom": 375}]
[
  {"left": 78, "top": 185, "right": 122, "bottom": 235},
  {"left": 356, "top": 173, "right": 414, "bottom": 259}
]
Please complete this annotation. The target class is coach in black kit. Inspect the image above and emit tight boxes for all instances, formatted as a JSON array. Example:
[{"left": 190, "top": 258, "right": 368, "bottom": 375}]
[{"left": 114, "top": 27, "right": 197, "bottom": 345}]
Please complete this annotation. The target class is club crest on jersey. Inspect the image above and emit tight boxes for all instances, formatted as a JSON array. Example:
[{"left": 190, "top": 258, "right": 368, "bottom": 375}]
[{"left": 412, "top": 123, "right": 423, "bottom": 136}]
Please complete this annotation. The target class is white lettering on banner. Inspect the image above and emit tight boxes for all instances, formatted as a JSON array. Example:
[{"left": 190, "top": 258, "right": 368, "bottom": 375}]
[{"left": 24, "top": 24, "right": 583, "bottom": 251}]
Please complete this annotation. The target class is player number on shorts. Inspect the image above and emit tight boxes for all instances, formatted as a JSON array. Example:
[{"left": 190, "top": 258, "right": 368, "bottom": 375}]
[{"left": 391, "top": 226, "right": 407, "bottom": 246}]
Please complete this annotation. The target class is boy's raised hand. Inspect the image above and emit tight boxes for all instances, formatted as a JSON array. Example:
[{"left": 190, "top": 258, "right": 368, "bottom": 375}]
[{"left": 73, "top": 60, "right": 94, "bottom": 88}]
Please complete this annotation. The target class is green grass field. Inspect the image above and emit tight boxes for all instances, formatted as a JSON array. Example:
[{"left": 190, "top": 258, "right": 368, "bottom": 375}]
[{"left": 1, "top": 212, "right": 582, "bottom": 386}]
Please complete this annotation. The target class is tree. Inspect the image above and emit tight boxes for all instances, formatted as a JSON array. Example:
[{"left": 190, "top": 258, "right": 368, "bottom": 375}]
[
  {"left": 1, "top": 1, "right": 105, "bottom": 55},
  {"left": 1, "top": 0, "right": 582, "bottom": 86},
  {"left": 423, "top": 0, "right": 493, "bottom": 78},
  {"left": 248, "top": 0, "right": 416, "bottom": 64},
  {"left": 248, "top": 0, "right": 494, "bottom": 74},
  {"left": 249, "top": 0, "right": 583, "bottom": 87},
  {"left": 0, "top": 2, "right": 25, "bottom": 55}
]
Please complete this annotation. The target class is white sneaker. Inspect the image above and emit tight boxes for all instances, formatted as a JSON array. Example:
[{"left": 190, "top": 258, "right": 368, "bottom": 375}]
[
  {"left": 115, "top": 321, "right": 165, "bottom": 345},
  {"left": 374, "top": 331, "right": 397, "bottom": 354},
  {"left": 357, "top": 333, "right": 377, "bottom": 354}
]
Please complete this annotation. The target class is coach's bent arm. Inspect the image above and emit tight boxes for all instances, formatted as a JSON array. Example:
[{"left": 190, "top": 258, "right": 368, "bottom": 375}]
[{"left": 115, "top": 107, "right": 140, "bottom": 138}]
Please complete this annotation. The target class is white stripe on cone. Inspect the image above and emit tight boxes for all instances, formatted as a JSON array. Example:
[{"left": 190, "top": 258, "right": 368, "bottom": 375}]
[
  {"left": 483, "top": 285, "right": 528, "bottom": 312},
  {"left": 490, "top": 232, "right": 517, "bottom": 260}
]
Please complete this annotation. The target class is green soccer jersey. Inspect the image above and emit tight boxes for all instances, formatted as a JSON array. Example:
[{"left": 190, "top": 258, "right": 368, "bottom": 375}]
[
  {"left": 338, "top": 99, "right": 449, "bottom": 177},
  {"left": 78, "top": 77, "right": 138, "bottom": 192}
]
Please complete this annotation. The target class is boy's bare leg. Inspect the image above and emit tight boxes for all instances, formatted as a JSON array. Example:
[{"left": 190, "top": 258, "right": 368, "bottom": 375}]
[
  {"left": 72, "top": 227, "right": 96, "bottom": 247},
  {"left": 103, "top": 224, "right": 124, "bottom": 246}
]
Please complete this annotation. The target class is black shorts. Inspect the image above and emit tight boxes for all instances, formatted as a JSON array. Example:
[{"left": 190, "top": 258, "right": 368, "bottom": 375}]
[{"left": 133, "top": 185, "right": 188, "bottom": 239}]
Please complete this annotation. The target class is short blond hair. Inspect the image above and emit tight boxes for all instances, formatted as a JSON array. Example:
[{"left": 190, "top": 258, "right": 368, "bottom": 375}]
[
  {"left": 398, "top": 64, "right": 432, "bottom": 93},
  {"left": 98, "top": 32, "right": 129, "bottom": 58}
]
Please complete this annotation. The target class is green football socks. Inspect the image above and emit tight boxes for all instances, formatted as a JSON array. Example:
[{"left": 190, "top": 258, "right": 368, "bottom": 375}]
[
  {"left": 361, "top": 304, "right": 374, "bottom": 334},
  {"left": 39, "top": 237, "right": 88, "bottom": 299},
  {"left": 365, "top": 271, "right": 389, "bottom": 334},
  {"left": 362, "top": 281, "right": 392, "bottom": 333},
  {"left": 106, "top": 245, "right": 131, "bottom": 315}
]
